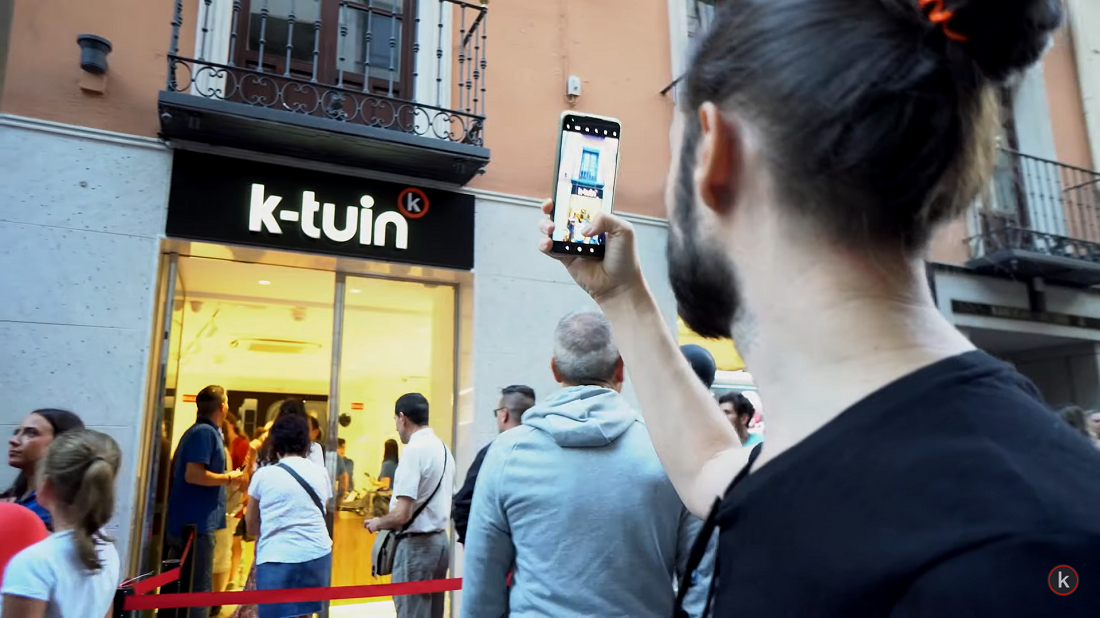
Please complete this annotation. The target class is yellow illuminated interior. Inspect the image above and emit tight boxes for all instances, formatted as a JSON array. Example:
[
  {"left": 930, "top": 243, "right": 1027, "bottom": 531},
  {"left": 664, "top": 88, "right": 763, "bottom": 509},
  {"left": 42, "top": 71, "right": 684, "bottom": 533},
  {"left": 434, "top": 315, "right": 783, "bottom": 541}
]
[
  {"left": 163, "top": 256, "right": 456, "bottom": 616},
  {"left": 676, "top": 317, "right": 745, "bottom": 371}
]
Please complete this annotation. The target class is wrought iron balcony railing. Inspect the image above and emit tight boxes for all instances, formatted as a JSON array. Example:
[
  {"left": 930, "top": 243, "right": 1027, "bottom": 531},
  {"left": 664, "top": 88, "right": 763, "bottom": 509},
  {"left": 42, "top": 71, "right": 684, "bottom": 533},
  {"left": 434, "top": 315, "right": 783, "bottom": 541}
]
[
  {"left": 160, "top": 0, "right": 489, "bottom": 182},
  {"left": 967, "top": 148, "right": 1100, "bottom": 286}
]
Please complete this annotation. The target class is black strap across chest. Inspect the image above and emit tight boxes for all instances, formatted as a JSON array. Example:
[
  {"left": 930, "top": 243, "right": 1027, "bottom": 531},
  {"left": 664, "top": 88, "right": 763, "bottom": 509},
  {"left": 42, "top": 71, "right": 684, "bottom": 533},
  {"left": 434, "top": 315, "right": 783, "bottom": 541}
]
[
  {"left": 673, "top": 443, "right": 763, "bottom": 617},
  {"left": 277, "top": 462, "right": 325, "bottom": 517}
]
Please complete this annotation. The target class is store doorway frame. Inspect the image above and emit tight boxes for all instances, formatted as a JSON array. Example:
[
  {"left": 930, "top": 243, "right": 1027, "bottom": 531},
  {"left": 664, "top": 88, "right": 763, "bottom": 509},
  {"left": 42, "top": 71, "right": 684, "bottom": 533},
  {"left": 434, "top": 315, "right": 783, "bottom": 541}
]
[{"left": 132, "top": 241, "right": 470, "bottom": 608}]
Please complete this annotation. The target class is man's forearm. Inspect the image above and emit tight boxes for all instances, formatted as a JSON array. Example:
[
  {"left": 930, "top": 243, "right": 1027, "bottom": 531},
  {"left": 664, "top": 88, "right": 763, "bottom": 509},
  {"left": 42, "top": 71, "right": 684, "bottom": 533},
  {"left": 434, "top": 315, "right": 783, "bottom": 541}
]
[
  {"left": 204, "top": 470, "right": 231, "bottom": 486},
  {"left": 186, "top": 468, "right": 231, "bottom": 487},
  {"left": 246, "top": 503, "right": 260, "bottom": 538},
  {"left": 600, "top": 282, "right": 743, "bottom": 515},
  {"left": 376, "top": 508, "right": 410, "bottom": 530}
]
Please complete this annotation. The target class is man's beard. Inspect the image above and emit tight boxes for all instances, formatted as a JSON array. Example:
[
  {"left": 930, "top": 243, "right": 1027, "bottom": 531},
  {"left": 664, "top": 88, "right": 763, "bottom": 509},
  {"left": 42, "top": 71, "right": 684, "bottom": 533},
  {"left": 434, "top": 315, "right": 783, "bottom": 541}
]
[{"left": 667, "top": 121, "right": 742, "bottom": 340}]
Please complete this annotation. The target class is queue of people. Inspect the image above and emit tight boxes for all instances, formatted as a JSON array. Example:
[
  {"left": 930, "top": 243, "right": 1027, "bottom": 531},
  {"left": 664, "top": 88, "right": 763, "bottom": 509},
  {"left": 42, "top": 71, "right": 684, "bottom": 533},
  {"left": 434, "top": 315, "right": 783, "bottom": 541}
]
[
  {"left": 7, "top": 0, "right": 1100, "bottom": 616},
  {"left": 0, "top": 385, "right": 455, "bottom": 618}
]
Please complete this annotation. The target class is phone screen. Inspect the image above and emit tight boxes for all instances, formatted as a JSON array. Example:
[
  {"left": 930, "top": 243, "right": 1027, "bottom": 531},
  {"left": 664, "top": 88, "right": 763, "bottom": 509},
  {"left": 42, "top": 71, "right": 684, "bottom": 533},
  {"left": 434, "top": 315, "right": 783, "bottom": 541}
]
[{"left": 551, "top": 114, "right": 621, "bottom": 258}]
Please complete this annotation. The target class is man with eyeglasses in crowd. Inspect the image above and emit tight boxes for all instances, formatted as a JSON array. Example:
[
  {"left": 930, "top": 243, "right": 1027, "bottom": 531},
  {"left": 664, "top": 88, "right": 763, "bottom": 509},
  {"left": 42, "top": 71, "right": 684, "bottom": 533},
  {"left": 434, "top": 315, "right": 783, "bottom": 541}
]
[{"left": 452, "top": 385, "right": 536, "bottom": 545}]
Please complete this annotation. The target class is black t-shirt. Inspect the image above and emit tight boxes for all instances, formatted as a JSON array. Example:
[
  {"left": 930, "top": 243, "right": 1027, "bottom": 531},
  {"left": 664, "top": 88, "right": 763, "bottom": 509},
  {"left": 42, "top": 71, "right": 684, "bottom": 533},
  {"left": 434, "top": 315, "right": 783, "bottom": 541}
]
[
  {"left": 453, "top": 442, "right": 491, "bottom": 544},
  {"left": 713, "top": 351, "right": 1100, "bottom": 615}
]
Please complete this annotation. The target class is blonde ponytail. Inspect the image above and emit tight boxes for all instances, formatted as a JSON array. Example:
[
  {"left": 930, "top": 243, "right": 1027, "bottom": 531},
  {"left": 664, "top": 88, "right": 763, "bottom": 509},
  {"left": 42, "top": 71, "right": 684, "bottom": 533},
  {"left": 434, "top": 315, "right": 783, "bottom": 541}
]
[{"left": 40, "top": 430, "right": 121, "bottom": 572}]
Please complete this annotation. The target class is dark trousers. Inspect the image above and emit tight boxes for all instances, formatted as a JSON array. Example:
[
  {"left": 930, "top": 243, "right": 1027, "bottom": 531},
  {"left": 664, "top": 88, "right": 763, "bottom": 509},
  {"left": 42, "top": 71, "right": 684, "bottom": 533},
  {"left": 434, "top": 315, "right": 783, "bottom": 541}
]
[{"left": 165, "top": 531, "right": 217, "bottom": 618}]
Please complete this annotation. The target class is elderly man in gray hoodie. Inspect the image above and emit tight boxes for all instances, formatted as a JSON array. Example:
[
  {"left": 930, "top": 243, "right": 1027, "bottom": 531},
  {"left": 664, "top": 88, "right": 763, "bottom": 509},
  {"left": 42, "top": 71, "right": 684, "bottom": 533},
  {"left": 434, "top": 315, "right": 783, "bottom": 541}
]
[{"left": 461, "top": 311, "right": 713, "bottom": 617}]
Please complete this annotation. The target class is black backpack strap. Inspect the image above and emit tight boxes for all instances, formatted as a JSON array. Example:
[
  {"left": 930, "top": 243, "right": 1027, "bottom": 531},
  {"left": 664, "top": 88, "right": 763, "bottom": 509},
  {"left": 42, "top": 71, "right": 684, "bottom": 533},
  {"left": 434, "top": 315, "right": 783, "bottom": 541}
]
[
  {"left": 674, "top": 498, "right": 721, "bottom": 618},
  {"left": 277, "top": 462, "right": 325, "bottom": 517},
  {"left": 673, "top": 444, "right": 763, "bottom": 617},
  {"left": 401, "top": 444, "right": 449, "bottom": 533}
]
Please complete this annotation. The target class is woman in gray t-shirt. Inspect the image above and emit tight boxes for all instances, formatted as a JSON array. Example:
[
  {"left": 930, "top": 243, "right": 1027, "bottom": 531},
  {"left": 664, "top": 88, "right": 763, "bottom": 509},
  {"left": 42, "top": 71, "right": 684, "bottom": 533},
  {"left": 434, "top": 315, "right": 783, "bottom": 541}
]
[{"left": 378, "top": 439, "right": 399, "bottom": 489}]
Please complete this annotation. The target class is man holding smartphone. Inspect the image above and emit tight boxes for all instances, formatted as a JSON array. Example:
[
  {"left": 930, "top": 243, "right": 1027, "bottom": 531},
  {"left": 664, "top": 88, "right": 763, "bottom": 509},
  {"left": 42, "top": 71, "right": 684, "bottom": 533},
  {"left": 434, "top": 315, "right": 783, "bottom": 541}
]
[
  {"left": 534, "top": 3, "right": 1100, "bottom": 613},
  {"left": 535, "top": 0, "right": 1100, "bottom": 606},
  {"left": 165, "top": 385, "right": 245, "bottom": 618}
]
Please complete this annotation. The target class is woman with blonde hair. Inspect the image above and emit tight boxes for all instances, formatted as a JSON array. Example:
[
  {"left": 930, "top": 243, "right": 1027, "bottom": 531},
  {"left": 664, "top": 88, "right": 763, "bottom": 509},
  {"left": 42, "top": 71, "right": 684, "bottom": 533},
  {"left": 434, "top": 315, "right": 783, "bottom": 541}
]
[{"left": 1, "top": 430, "right": 122, "bottom": 617}]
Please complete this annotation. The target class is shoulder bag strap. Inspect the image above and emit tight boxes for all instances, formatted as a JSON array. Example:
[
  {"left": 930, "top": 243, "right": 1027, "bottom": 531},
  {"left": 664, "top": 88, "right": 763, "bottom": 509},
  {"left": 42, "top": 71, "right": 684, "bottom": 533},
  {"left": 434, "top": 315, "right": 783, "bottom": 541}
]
[
  {"left": 673, "top": 443, "right": 762, "bottom": 618},
  {"left": 276, "top": 462, "right": 325, "bottom": 517},
  {"left": 401, "top": 443, "right": 449, "bottom": 533}
]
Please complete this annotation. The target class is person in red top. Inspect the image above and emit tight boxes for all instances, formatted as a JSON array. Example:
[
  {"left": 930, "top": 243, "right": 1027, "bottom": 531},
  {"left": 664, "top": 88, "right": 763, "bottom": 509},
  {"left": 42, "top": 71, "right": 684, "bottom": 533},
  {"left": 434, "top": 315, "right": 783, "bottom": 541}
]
[
  {"left": 226, "top": 413, "right": 250, "bottom": 471},
  {"left": 0, "top": 503, "right": 48, "bottom": 583},
  {"left": 222, "top": 413, "right": 251, "bottom": 589}
]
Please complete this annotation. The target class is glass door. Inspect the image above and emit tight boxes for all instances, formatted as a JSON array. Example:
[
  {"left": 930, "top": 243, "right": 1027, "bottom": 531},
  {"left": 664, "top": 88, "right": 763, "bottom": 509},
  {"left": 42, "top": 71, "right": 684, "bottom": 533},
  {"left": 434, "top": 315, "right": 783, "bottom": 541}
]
[
  {"left": 136, "top": 253, "right": 185, "bottom": 576},
  {"left": 328, "top": 274, "right": 456, "bottom": 615}
]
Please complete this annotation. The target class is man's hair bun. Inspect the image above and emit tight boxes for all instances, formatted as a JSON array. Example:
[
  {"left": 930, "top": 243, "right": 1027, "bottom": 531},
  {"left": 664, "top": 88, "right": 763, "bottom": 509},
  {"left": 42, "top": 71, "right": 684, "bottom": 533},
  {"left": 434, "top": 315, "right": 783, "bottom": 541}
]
[{"left": 947, "top": 0, "right": 1065, "bottom": 83}]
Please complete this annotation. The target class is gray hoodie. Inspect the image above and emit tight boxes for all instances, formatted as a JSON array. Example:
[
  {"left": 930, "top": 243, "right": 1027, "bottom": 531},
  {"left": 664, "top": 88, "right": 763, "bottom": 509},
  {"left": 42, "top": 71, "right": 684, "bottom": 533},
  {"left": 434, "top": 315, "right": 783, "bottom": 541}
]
[{"left": 461, "top": 386, "right": 714, "bottom": 617}]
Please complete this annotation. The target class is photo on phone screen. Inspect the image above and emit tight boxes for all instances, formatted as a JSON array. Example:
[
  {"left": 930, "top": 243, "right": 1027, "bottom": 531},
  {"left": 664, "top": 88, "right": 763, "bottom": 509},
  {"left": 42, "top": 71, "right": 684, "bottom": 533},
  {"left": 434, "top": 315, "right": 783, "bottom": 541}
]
[{"left": 551, "top": 114, "right": 621, "bottom": 258}]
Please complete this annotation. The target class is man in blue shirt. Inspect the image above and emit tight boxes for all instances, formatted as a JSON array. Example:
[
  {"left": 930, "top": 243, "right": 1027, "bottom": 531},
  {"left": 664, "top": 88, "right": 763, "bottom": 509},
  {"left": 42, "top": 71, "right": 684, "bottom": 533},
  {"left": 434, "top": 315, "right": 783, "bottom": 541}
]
[
  {"left": 164, "top": 385, "right": 243, "bottom": 618},
  {"left": 336, "top": 438, "right": 354, "bottom": 493}
]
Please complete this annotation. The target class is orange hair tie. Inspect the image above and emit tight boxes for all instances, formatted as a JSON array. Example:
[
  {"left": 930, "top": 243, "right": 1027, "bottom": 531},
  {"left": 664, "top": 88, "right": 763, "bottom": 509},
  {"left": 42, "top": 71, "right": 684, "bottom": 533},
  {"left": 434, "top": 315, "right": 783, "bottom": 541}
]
[{"left": 918, "top": 0, "right": 969, "bottom": 42}]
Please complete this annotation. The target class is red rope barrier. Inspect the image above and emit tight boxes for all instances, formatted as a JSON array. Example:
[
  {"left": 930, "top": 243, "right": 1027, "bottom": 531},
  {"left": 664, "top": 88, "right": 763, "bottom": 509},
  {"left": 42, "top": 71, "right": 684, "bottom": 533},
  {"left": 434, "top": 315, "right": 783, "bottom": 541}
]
[
  {"left": 125, "top": 531, "right": 195, "bottom": 596},
  {"left": 123, "top": 578, "right": 463, "bottom": 611},
  {"left": 128, "top": 569, "right": 181, "bottom": 596}
]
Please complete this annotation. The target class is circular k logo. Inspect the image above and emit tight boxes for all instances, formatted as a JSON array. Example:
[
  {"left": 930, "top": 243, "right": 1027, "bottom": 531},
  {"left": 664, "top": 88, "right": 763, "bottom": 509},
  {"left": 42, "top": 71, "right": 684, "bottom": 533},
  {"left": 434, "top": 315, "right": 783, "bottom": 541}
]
[
  {"left": 1048, "top": 565, "right": 1078, "bottom": 596},
  {"left": 398, "top": 188, "right": 430, "bottom": 219}
]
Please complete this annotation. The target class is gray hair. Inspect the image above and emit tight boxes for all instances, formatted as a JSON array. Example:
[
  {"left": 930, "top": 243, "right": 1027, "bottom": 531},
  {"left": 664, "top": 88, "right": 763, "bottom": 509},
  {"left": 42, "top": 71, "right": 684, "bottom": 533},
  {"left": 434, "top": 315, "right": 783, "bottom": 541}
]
[{"left": 553, "top": 311, "right": 621, "bottom": 385}]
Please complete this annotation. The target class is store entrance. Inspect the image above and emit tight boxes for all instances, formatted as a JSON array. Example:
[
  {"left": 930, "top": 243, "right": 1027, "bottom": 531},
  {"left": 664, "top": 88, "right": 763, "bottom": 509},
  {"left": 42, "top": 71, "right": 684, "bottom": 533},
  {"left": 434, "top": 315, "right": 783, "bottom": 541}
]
[{"left": 146, "top": 254, "right": 456, "bottom": 617}]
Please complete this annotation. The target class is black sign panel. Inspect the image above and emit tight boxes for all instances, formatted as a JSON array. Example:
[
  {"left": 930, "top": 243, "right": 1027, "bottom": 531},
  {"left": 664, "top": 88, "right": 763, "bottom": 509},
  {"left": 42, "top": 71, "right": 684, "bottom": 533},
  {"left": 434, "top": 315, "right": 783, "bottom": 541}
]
[
  {"left": 952, "top": 301, "right": 1100, "bottom": 330},
  {"left": 166, "top": 150, "right": 475, "bottom": 270}
]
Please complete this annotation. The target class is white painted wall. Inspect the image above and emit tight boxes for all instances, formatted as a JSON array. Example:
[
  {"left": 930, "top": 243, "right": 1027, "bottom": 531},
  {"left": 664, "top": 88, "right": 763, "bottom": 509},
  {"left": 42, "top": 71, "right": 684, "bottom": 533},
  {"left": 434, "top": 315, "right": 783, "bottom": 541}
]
[
  {"left": 0, "top": 115, "right": 171, "bottom": 564},
  {"left": 666, "top": 0, "right": 690, "bottom": 82},
  {"left": 933, "top": 269, "right": 1100, "bottom": 343},
  {"left": 1067, "top": 0, "right": 1100, "bottom": 167},
  {"left": 1012, "top": 64, "right": 1065, "bottom": 235},
  {"left": 466, "top": 191, "right": 676, "bottom": 465},
  {"left": 932, "top": 268, "right": 1100, "bottom": 408},
  {"left": 997, "top": 342, "right": 1100, "bottom": 408}
]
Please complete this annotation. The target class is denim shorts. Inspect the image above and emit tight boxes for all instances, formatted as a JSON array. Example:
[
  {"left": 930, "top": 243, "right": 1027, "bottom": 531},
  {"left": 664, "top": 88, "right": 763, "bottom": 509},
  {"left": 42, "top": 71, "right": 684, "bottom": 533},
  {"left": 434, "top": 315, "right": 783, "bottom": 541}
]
[{"left": 255, "top": 552, "right": 332, "bottom": 618}]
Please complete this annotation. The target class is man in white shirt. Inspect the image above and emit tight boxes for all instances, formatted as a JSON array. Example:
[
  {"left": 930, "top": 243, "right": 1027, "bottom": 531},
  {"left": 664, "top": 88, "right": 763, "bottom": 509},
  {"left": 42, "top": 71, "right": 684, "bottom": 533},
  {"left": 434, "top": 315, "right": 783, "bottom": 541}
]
[{"left": 366, "top": 393, "right": 455, "bottom": 618}]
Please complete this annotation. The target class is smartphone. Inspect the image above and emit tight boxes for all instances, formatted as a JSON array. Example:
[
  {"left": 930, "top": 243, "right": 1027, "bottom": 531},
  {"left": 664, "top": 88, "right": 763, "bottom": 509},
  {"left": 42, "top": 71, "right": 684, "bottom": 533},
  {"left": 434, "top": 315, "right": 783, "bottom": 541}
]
[{"left": 550, "top": 112, "right": 622, "bottom": 259}]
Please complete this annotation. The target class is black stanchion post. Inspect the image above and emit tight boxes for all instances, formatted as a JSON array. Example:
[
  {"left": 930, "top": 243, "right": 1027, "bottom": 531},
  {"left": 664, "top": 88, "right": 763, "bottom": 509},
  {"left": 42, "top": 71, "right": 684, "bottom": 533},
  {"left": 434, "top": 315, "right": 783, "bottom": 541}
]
[
  {"left": 180, "top": 524, "right": 197, "bottom": 594},
  {"left": 112, "top": 586, "right": 134, "bottom": 618},
  {"left": 178, "top": 521, "right": 198, "bottom": 615},
  {"left": 158, "top": 557, "right": 182, "bottom": 618},
  {"left": 159, "top": 525, "right": 197, "bottom": 618}
]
